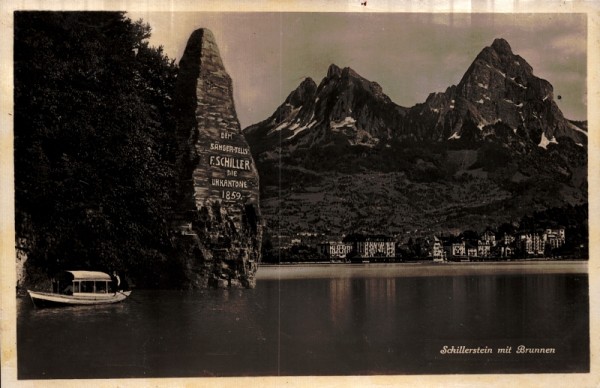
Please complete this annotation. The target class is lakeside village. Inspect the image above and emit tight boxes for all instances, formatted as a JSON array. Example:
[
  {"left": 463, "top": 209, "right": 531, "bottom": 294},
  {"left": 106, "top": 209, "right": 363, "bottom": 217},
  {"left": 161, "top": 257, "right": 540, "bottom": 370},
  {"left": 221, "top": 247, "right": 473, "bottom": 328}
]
[{"left": 263, "top": 226, "right": 585, "bottom": 263}]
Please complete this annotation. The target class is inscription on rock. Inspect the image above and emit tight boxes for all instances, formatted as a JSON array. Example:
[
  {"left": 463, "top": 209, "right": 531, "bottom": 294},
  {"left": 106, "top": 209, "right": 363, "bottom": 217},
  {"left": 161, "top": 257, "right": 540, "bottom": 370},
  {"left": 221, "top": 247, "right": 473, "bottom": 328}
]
[
  {"left": 172, "top": 28, "right": 262, "bottom": 289},
  {"left": 201, "top": 130, "right": 256, "bottom": 203}
]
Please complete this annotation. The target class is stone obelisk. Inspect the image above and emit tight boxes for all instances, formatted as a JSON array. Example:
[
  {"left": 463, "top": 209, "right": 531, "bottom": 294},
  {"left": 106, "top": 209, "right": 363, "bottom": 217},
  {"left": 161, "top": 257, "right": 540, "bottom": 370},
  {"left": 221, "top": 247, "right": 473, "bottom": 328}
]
[{"left": 172, "top": 28, "right": 262, "bottom": 288}]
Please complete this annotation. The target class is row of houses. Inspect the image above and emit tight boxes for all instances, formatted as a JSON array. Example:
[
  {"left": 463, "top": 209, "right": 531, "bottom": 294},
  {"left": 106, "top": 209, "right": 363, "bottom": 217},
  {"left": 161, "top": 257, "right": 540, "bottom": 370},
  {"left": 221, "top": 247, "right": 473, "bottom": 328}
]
[
  {"left": 317, "top": 234, "right": 395, "bottom": 261},
  {"left": 429, "top": 228, "right": 566, "bottom": 261},
  {"left": 315, "top": 227, "right": 566, "bottom": 261}
]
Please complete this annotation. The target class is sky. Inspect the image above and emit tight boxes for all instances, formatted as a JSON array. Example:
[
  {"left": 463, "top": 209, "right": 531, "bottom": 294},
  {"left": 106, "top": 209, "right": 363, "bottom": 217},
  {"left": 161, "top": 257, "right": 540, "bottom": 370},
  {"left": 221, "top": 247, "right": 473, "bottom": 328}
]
[{"left": 127, "top": 12, "right": 587, "bottom": 128}]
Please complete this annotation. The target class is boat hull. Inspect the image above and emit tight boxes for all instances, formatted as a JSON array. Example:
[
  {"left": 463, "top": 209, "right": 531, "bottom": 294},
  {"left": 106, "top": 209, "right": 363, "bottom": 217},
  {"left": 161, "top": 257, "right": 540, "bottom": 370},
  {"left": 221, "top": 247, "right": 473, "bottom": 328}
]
[{"left": 28, "top": 290, "right": 131, "bottom": 308}]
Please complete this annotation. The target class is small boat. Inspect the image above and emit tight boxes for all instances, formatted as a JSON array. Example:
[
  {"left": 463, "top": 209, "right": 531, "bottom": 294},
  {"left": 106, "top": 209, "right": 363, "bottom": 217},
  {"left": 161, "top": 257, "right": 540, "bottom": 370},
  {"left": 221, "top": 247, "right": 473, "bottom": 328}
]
[{"left": 27, "top": 270, "right": 131, "bottom": 308}]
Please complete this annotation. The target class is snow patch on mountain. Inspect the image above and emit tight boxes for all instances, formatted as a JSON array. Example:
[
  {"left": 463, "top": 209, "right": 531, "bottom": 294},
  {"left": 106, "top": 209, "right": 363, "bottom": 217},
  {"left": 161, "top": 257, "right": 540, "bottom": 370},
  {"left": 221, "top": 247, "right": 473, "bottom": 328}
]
[
  {"left": 268, "top": 106, "right": 302, "bottom": 135},
  {"left": 288, "top": 119, "right": 319, "bottom": 139},
  {"left": 508, "top": 77, "right": 527, "bottom": 89},
  {"left": 477, "top": 118, "right": 503, "bottom": 130},
  {"left": 485, "top": 63, "right": 506, "bottom": 78},
  {"left": 330, "top": 116, "right": 357, "bottom": 130},
  {"left": 504, "top": 99, "right": 523, "bottom": 108},
  {"left": 538, "top": 132, "right": 558, "bottom": 149}
]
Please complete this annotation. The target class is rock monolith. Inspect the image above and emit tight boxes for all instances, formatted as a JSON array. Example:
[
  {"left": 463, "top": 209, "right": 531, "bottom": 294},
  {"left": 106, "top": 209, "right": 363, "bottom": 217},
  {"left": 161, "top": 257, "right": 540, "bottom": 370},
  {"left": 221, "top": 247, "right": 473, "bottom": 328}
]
[{"left": 172, "top": 28, "right": 262, "bottom": 288}]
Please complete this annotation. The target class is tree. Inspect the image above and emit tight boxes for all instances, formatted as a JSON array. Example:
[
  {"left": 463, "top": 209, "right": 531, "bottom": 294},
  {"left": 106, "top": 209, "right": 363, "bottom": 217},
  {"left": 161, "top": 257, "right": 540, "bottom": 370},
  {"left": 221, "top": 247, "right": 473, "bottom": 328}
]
[
  {"left": 15, "top": 12, "right": 179, "bottom": 287},
  {"left": 459, "top": 230, "right": 479, "bottom": 240},
  {"left": 261, "top": 237, "right": 277, "bottom": 263}
]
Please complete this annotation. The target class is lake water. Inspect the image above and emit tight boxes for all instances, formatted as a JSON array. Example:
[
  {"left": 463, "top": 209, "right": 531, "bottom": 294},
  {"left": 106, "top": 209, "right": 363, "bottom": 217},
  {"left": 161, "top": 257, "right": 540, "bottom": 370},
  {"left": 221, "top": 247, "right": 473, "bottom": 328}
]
[{"left": 17, "top": 262, "right": 589, "bottom": 379}]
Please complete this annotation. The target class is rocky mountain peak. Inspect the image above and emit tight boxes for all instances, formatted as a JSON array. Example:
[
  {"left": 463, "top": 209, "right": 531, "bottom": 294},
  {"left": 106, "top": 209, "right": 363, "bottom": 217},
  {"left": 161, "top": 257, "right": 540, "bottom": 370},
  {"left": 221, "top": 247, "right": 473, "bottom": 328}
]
[
  {"left": 287, "top": 77, "right": 317, "bottom": 107},
  {"left": 491, "top": 37, "right": 513, "bottom": 55},
  {"left": 326, "top": 64, "right": 363, "bottom": 81},
  {"left": 327, "top": 63, "right": 342, "bottom": 78},
  {"left": 322, "top": 65, "right": 391, "bottom": 105},
  {"left": 247, "top": 37, "right": 586, "bottom": 155},
  {"left": 465, "top": 38, "right": 532, "bottom": 85},
  {"left": 432, "top": 37, "right": 587, "bottom": 147},
  {"left": 245, "top": 63, "right": 407, "bottom": 152},
  {"left": 341, "top": 66, "right": 361, "bottom": 79}
]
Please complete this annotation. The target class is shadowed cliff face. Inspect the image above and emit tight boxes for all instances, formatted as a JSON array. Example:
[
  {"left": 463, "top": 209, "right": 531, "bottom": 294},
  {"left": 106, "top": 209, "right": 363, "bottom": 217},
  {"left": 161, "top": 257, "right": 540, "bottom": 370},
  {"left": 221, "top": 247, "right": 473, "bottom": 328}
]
[{"left": 173, "top": 28, "right": 262, "bottom": 289}]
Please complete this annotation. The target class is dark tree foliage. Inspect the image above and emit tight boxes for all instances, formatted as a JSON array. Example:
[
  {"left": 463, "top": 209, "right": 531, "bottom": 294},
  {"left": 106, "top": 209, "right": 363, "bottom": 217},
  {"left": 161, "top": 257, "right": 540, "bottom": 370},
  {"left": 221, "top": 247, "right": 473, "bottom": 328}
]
[
  {"left": 15, "top": 12, "right": 179, "bottom": 287},
  {"left": 459, "top": 230, "right": 479, "bottom": 240}
]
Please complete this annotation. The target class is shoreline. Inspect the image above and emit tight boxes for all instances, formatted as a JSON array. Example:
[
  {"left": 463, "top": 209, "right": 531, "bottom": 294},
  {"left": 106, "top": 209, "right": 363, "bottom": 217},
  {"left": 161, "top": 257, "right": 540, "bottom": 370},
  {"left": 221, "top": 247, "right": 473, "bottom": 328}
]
[
  {"left": 260, "top": 258, "right": 588, "bottom": 267},
  {"left": 256, "top": 260, "right": 588, "bottom": 280}
]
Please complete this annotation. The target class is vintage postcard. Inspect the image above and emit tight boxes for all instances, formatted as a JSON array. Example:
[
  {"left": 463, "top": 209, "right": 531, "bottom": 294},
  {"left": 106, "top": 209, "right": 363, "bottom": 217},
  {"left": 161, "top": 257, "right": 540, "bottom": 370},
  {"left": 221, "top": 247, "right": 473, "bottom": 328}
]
[{"left": 1, "top": 1, "right": 598, "bottom": 387}]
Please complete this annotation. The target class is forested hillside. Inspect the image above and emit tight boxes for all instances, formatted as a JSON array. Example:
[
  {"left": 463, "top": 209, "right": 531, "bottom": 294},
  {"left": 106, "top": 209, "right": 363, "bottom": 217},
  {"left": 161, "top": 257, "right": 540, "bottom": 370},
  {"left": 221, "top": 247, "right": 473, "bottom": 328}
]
[{"left": 15, "top": 12, "right": 179, "bottom": 287}]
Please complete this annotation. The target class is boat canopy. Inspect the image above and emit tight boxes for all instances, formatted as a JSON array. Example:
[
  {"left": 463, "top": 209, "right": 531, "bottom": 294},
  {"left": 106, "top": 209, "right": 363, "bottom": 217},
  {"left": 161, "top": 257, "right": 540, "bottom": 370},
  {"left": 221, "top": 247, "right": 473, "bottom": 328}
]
[{"left": 65, "top": 270, "right": 111, "bottom": 281}]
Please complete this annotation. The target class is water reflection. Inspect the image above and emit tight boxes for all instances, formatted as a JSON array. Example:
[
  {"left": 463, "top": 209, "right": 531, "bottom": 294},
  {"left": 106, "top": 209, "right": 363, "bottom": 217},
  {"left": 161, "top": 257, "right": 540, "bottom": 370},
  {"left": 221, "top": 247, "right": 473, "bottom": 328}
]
[
  {"left": 328, "top": 277, "right": 351, "bottom": 326},
  {"left": 18, "top": 272, "right": 588, "bottom": 378}
]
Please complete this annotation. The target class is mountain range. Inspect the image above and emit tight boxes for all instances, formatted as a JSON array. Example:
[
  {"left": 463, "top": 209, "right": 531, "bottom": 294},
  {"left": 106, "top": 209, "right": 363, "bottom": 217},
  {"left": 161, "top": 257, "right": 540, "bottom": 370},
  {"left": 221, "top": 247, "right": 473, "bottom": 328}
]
[{"left": 244, "top": 38, "right": 587, "bottom": 242}]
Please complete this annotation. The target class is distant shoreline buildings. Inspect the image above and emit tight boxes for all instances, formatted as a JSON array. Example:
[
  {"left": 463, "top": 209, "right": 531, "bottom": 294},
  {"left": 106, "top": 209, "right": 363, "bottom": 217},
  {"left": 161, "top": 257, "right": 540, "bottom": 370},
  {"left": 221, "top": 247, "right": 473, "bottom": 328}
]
[{"left": 270, "top": 226, "right": 577, "bottom": 263}]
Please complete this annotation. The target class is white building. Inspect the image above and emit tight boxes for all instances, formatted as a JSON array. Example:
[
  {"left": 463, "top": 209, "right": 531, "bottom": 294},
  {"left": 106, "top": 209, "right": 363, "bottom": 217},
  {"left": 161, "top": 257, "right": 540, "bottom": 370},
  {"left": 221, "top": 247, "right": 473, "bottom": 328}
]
[
  {"left": 518, "top": 233, "right": 544, "bottom": 255},
  {"left": 543, "top": 228, "right": 566, "bottom": 250},
  {"left": 318, "top": 242, "right": 353, "bottom": 258},
  {"left": 451, "top": 241, "right": 466, "bottom": 258},
  {"left": 345, "top": 235, "right": 396, "bottom": 258}
]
